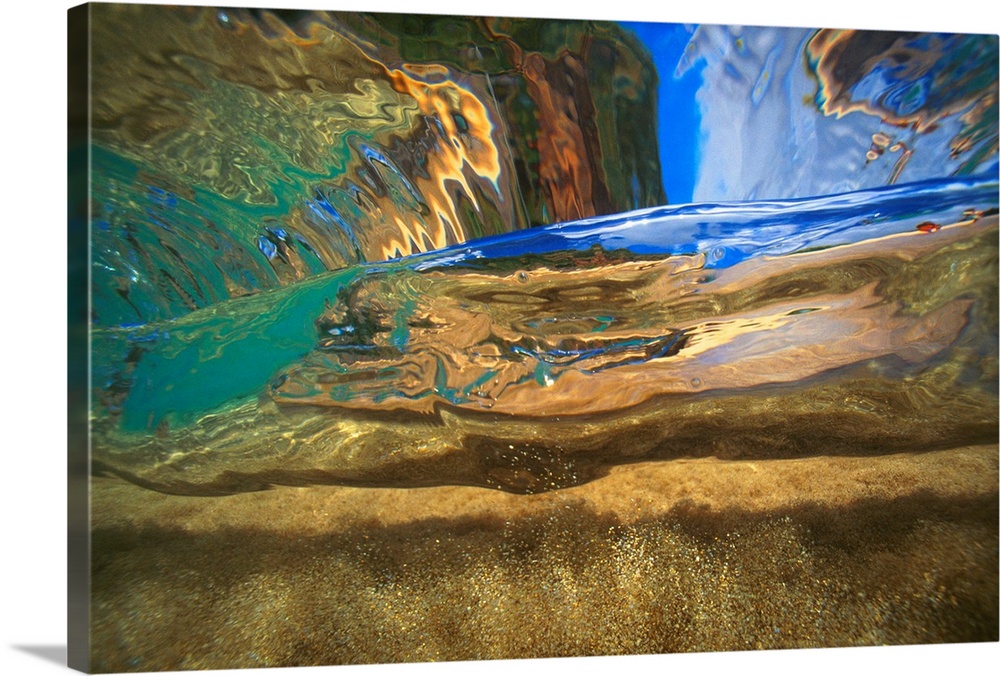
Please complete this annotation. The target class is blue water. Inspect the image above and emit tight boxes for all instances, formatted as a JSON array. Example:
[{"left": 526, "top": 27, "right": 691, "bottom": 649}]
[
  {"left": 92, "top": 174, "right": 998, "bottom": 433},
  {"left": 405, "top": 174, "right": 999, "bottom": 271},
  {"left": 83, "top": 10, "right": 999, "bottom": 498},
  {"left": 620, "top": 21, "right": 703, "bottom": 204}
]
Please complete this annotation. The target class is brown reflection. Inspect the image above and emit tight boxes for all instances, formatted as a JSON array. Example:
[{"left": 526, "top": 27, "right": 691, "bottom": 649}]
[
  {"left": 377, "top": 68, "right": 503, "bottom": 258},
  {"left": 89, "top": 4, "right": 664, "bottom": 322},
  {"left": 271, "top": 216, "right": 995, "bottom": 418},
  {"left": 91, "top": 215, "right": 997, "bottom": 496}
]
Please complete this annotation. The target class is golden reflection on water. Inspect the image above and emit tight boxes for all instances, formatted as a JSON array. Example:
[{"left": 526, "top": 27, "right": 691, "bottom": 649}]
[
  {"left": 378, "top": 66, "right": 504, "bottom": 257},
  {"left": 92, "top": 214, "right": 998, "bottom": 496},
  {"left": 89, "top": 4, "right": 662, "bottom": 294},
  {"left": 272, "top": 215, "right": 994, "bottom": 418}
]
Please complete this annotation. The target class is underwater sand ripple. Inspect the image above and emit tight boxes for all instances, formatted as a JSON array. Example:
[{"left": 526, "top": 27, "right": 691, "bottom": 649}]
[{"left": 89, "top": 444, "right": 998, "bottom": 671}]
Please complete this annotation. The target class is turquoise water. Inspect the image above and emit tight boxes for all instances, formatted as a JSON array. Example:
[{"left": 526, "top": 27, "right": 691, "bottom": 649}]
[
  {"left": 93, "top": 174, "right": 999, "bottom": 431},
  {"left": 84, "top": 6, "right": 999, "bottom": 495},
  {"left": 91, "top": 175, "right": 998, "bottom": 495}
]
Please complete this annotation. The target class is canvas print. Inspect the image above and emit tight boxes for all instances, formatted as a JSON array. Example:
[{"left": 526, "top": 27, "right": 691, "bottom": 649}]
[{"left": 68, "top": 2, "right": 999, "bottom": 672}]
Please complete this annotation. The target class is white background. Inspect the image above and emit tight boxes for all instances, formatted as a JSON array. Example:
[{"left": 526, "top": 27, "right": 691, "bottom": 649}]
[{"left": 3, "top": 1, "right": 998, "bottom": 675}]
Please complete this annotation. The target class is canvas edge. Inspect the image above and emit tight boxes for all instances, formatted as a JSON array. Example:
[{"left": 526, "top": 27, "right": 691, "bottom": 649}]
[{"left": 67, "top": 2, "right": 92, "bottom": 673}]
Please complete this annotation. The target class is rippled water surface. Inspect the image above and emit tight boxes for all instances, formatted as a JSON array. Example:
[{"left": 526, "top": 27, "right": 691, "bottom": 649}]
[
  {"left": 91, "top": 175, "right": 999, "bottom": 494},
  {"left": 85, "top": 6, "right": 999, "bottom": 494},
  {"left": 77, "top": 4, "right": 999, "bottom": 669}
]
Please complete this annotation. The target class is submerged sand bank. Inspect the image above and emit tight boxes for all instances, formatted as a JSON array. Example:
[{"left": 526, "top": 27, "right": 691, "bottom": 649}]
[{"left": 89, "top": 444, "right": 998, "bottom": 671}]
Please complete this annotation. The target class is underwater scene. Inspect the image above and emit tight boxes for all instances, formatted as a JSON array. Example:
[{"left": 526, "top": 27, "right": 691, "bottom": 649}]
[{"left": 73, "top": 3, "right": 999, "bottom": 671}]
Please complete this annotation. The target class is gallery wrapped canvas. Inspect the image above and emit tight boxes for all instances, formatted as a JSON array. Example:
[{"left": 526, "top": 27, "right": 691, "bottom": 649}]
[{"left": 68, "top": 2, "right": 999, "bottom": 672}]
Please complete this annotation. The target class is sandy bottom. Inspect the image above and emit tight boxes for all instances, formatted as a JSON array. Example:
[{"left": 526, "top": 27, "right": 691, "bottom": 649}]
[{"left": 88, "top": 444, "right": 998, "bottom": 672}]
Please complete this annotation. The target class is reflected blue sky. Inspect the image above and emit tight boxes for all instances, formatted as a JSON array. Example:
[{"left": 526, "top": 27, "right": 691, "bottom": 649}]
[{"left": 621, "top": 21, "right": 704, "bottom": 205}]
